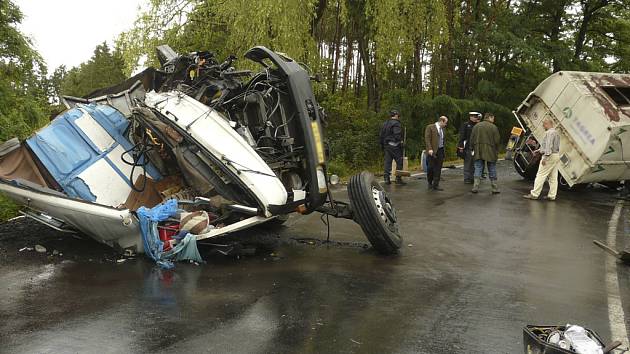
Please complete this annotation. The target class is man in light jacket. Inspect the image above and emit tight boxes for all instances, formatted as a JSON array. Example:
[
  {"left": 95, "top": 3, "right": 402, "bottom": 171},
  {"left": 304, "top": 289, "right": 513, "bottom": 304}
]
[{"left": 523, "top": 118, "right": 561, "bottom": 201}]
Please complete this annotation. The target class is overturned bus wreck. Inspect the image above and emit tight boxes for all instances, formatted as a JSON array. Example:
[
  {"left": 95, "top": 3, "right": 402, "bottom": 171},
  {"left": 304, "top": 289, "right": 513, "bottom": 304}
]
[
  {"left": 0, "top": 45, "right": 402, "bottom": 262},
  {"left": 510, "top": 71, "right": 630, "bottom": 189}
]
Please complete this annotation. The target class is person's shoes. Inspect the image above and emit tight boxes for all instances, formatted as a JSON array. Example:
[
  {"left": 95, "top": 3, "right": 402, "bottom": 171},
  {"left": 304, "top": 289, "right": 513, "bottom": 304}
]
[
  {"left": 464, "top": 180, "right": 473, "bottom": 184},
  {"left": 542, "top": 196, "right": 556, "bottom": 201},
  {"left": 395, "top": 176, "right": 407, "bottom": 185},
  {"left": 491, "top": 182, "right": 500, "bottom": 194},
  {"left": 427, "top": 185, "right": 433, "bottom": 190},
  {"left": 523, "top": 194, "right": 538, "bottom": 200},
  {"left": 384, "top": 175, "right": 391, "bottom": 185},
  {"left": 471, "top": 178, "right": 480, "bottom": 193},
  {"left": 433, "top": 186, "right": 444, "bottom": 191}
]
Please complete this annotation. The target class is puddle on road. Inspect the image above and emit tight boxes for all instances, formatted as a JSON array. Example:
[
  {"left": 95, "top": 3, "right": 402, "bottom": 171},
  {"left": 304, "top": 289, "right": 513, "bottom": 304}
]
[{"left": 1, "top": 244, "right": 419, "bottom": 353}]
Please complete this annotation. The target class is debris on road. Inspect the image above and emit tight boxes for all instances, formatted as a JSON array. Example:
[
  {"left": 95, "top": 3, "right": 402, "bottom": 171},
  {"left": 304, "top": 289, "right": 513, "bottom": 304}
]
[
  {"left": 523, "top": 324, "right": 619, "bottom": 354},
  {"left": 34, "top": 245, "right": 46, "bottom": 253},
  {"left": 593, "top": 240, "right": 630, "bottom": 264}
]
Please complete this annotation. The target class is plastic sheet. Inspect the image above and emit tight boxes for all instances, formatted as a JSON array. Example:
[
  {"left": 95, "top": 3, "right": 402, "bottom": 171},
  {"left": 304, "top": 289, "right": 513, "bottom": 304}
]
[{"left": 137, "top": 199, "right": 203, "bottom": 269}]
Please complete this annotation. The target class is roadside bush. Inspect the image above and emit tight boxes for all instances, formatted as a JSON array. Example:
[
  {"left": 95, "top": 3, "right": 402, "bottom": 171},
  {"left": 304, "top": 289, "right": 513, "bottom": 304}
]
[
  {"left": 319, "top": 91, "right": 516, "bottom": 177},
  {"left": 0, "top": 195, "right": 19, "bottom": 222}
]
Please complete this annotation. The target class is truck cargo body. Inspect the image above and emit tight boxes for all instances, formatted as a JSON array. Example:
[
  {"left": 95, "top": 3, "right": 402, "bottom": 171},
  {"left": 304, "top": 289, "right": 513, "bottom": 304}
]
[{"left": 514, "top": 71, "right": 630, "bottom": 186}]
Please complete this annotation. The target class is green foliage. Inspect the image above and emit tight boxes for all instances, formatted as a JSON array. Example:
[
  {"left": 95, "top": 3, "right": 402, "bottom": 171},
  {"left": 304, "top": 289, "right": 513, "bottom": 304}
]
[
  {"left": 0, "top": 195, "right": 19, "bottom": 222},
  {"left": 0, "top": 0, "right": 50, "bottom": 142},
  {"left": 115, "top": 0, "right": 630, "bottom": 111},
  {"left": 0, "top": 0, "right": 51, "bottom": 218},
  {"left": 116, "top": 0, "right": 321, "bottom": 75},
  {"left": 321, "top": 91, "right": 516, "bottom": 173},
  {"left": 55, "top": 42, "right": 127, "bottom": 99}
]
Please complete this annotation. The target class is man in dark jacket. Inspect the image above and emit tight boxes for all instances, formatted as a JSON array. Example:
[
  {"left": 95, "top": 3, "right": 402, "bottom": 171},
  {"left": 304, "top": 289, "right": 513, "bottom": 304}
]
[
  {"left": 380, "top": 110, "right": 405, "bottom": 185},
  {"left": 458, "top": 112, "right": 481, "bottom": 183},
  {"left": 424, "top": 116, "right": 449, "bottom": 191},
  {"left": 470, "top": 113, "right": 501, "bottom": 194}
]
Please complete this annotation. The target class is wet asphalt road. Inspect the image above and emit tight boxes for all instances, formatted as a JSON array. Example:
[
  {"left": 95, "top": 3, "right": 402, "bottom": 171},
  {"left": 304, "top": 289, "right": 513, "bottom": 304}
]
[{"left": 2, "top": 161, "right": 630, "bottom": 353}]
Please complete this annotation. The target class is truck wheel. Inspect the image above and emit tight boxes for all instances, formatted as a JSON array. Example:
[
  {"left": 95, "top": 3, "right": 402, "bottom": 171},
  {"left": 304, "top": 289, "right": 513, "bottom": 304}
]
[{"left": 348, "top": 172, "right": 402, "bottom": 255}]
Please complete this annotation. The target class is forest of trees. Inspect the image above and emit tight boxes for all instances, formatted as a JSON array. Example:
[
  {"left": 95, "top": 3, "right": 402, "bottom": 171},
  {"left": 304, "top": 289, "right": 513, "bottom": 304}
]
[
  {"left": 2, "top": 0, "right": 630, "bottom": 174},
  {"left": 113, "top": 0, "right": 630, "bottom": 172}
]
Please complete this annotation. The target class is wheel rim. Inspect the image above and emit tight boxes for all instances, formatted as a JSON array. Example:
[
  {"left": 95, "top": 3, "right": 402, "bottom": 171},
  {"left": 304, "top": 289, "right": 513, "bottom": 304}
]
[{"left": 372, "top": 187, "right": 398, "bottom": 233}]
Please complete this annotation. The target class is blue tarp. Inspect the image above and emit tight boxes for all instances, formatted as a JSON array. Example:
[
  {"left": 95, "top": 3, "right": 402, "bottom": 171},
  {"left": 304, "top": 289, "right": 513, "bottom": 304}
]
[{"left": 137, "top": 199, "right": 203, "bottom": 269}]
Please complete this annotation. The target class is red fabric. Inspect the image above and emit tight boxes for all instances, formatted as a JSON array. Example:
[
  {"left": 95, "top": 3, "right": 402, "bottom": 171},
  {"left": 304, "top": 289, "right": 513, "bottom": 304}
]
[{"left": 158, "top": 224, "right": 179, "bottom": 251}]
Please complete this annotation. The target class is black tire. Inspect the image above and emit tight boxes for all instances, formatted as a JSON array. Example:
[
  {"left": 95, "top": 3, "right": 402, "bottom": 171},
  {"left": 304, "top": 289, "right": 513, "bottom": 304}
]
[{"left": 348, "top": 171, "right": 402, "bottom": 255}]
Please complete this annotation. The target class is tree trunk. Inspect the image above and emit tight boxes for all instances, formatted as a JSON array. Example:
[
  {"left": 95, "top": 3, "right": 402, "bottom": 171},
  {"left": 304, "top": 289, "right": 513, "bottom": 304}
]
[
  {"left": 550, "top": 4, "right": 564, "bottom": 72},
  {"left": 311, "top": 0, "right": 328, "bottom": 36},
  {"left": 355, "top": 48, "right": 362, "bottom": 97},
  {"left": 331, "top": 1, "right": 342, "bottom": 93},
  {"left": 574, "top": 0, "right": 609, "bottom": 61},
  {"left": 359, "top": 37, "right": 379, "bottom": 111},
  {"left": 342, "top": 36, "right": 353, "bottom": 92}
]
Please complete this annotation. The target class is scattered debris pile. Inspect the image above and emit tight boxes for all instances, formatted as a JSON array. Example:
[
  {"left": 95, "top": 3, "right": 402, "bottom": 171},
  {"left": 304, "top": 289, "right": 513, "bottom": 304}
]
[{"left": 523, "top": 324, "right": 622, "bottom": 354}]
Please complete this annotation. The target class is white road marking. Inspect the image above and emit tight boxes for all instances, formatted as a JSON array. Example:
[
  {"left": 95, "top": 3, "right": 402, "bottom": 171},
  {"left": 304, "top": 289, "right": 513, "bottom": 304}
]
[{"left": 606, "top": 200, "right": 629, "bottom": 347}]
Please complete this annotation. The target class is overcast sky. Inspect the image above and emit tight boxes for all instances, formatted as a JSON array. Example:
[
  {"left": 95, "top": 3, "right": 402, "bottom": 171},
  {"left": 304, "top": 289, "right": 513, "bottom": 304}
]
[{"left": 14, "top": 0, "right": 144, "bottom": 71}]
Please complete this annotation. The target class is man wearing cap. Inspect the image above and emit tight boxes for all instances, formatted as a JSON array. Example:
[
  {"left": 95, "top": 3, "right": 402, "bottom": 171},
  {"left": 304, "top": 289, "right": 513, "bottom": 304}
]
[
  {"left": 380, "top": 110, "right": 406, "bottom": 185},
  {"left": 424, "top": 116, "right": 449, "bottom": 191},
  {"left": 470, "top": 113, "right": 501, "bottom": 194},
  {"left": 458, "top": 112, "right": 481, "bottom": 183}
]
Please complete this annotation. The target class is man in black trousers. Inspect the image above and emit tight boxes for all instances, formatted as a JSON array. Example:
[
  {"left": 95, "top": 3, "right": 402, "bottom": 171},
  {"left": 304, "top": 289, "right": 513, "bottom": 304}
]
[
  {"left": 424, "top": 116, "right": 449, "bottom": 190},
  {"left": 457, "top": 111, "right": 481, "bottom": 184},
  {"left": 379, "top": 110, "right": 406, "bottom": 185}
]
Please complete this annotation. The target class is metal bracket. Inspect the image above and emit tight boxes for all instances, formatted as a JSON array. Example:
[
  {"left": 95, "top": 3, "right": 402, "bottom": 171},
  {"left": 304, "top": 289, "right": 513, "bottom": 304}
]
[
  {"left": 19, "top": 208, "right": 77, "bottom": 234},
  {"left": 316, "top": 201, "right": 353, "bottom": 220}
]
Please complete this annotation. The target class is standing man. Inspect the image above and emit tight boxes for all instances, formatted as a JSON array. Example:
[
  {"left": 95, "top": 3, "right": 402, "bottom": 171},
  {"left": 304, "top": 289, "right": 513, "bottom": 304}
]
[
  {"left": 458, "top": 112, "right": 481, "bottom": 184},
  {"left": 380, "top": 110, "right": 406, "bottom": 185},
  {"left": 523, "top": 118, "right": 561, "bottom": 200},
  {"left": 470, "top": 113, "right": 501, "bottom": 194},
  {"left": 424, "top": 116, "right": 448, "bottom": 191}
]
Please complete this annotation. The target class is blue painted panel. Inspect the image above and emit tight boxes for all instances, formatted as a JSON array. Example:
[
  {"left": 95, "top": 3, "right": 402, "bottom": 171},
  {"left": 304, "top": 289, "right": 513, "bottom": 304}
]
[
  {"left": 79, "top": 104, "right": 129, "bottom": 139},
  {"left": 78, "top": 104, "right": 161, "bottom": 180},
  {"left": 27, "top": 105, "right": 162, "bottom": 203},
  {"left": 27, "top": 111, "right": 96, "bottom": 180},
  {"left": 65, "top": 178, "right": 97, "bottom": 202}
]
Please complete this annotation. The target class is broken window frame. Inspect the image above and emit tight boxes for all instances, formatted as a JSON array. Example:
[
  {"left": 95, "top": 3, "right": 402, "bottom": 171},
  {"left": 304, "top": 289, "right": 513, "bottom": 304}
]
[{"left": 602, "top": 86, "right": 630, "bottom": 107}]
